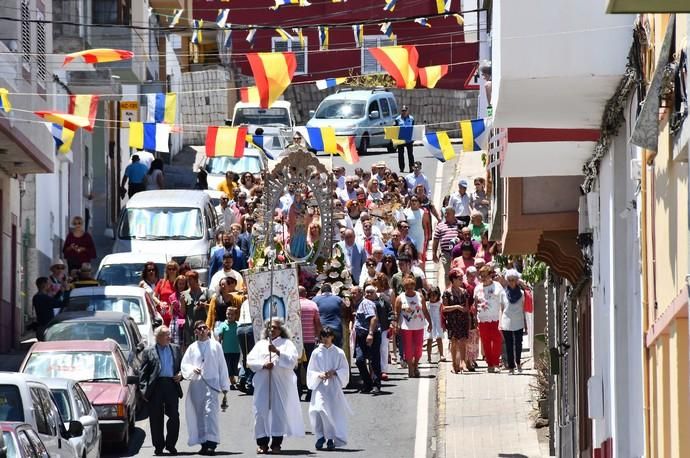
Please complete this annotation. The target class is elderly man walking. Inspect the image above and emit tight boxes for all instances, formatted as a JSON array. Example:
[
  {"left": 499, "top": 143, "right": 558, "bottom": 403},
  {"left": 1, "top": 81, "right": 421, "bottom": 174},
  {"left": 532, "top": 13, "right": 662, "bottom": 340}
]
[
  {"left": 139, "top": 326, "right": 183, "bottom": 456},
  {"left": 432, "top": 207, "right": 460, "bottom": 287},
  {"left": 353, "top": 286, "right": 382, "bottom": 394}
]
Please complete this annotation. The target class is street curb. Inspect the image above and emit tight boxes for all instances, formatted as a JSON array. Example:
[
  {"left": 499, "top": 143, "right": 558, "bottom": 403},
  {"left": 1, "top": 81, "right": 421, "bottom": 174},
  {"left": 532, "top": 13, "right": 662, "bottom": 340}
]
[{"left": 436, "top": 353, "right": 447, "bottom": 458}]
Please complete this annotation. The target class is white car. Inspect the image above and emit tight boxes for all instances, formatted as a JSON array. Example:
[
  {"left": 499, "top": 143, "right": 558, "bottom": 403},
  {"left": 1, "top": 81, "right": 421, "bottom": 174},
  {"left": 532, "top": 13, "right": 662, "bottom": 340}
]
[
  {"left": 96, "top": 252, "right": 168, "bottom": 287},
  {"left": 64, "top": 286, "right": 162, "bottom": 346},
  {"left": 0, "top": 372, "right": 83, "bottom": 457},
  {"left": 43, "top": 378, "right": 101, "bottom": 458}
]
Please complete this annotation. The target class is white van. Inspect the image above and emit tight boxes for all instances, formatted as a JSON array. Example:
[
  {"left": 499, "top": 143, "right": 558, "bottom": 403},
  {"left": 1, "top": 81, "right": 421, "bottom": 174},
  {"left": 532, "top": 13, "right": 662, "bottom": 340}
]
[{"left": 112, "top": 190, "right": 219, "bottom": 283}]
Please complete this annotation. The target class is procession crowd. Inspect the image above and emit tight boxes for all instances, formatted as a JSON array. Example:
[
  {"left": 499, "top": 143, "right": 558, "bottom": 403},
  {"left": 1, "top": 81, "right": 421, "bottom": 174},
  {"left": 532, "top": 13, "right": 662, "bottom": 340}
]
[{"left": 33, "top": 146, "right": 531, "bottom": 456}]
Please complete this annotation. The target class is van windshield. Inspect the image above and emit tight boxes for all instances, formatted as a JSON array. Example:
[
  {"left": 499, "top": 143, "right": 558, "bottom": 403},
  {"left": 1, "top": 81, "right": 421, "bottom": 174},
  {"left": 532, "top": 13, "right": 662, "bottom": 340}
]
[
  {"left": 233, "top": 107, "right": 290, "bottom": 126},
  {"left": 118, "top": 207, "right": 203, "bottom": 240},
  {"left": 314, "top": 100, "right": 366, "bottom": 119}
]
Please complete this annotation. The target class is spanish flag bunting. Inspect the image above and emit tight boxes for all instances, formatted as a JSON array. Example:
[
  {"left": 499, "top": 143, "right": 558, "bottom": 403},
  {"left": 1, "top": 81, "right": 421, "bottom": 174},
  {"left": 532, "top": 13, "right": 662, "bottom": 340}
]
[
  {"left": 240, "top": 86, "right": 261, "bottom": 104},
  {"left": 414, "top": 18, "right": 431, "bottom": 28},
  {"left": 34, "top": 111, "right": 90, "bottom": 131},
  {"left": 335, "top": 136, "right": 360, "bottom": 164},
  {"left": 383, "top": 0, "right": 397, "bottom": 12},
  {"left": 169, "top": 9, "right": 183, "bottom": 27},
  {"left": 216, "top": 9, "right": 230, "bottom": 28},
  {"left": 384, "top": 125, "right": 425, "bottom": 143},
  {"left": 191, "top": 19, "right": 203, "bottom": 44},
  {"left": 318, "top": 26, "right": 329, "bottom": 51},
  {"left": 146, "top": 93, "right": 177, "bottom": 124},
  {"left": 276, "top": 28, "right": 294, "bottom": 41},
  {"left": 247, "top": 52, "right": 297, "bottom": 108},
  {"left": 68, "top": 94, "right": 98, "bottom": 131},
  {"left": 0, "top": 88, "right": 12, "bottom": 113},
  {"left": 436, "top": 0, "right": 451, "bottom": 14},
  {"left": 51, "top": 124, "right": 76, "bottom": 154},
  {"left": 129, "top": 122, "right": 171, "bottom": 152},
  {"left": 368, "top": 45, "right": 419, "bottom": 89},
  {"left": 305, "top": 127, "right": 338, "bottom": 153},
  {"left": 315, "top": 77, "right": 347, "bottom": 90},
  {"left": 63, "top": 48, "right": 134, "bottom": 66},
  {"left": 418, "top": 65, "right": 449, "bottom": 88},
  {"left": 206, "top": 126, "right": 248, "bottom": 158},
  {"left": 352, "top": 24, "right": 363, "bottom": 47},
  {"left": 423, "top": 131, "right": 455, "bottom": 162},
  {"left": 453, "top": 14, "right": 464, "bottom": 25},
  {"left": 459, "top": 119, "right": 487, "bottom": 152}
]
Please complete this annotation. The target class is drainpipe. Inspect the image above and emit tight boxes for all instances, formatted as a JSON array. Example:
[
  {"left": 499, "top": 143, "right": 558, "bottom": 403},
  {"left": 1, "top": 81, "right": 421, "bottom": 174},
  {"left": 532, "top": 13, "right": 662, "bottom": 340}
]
[
  {"left": 21, "top": 218, "right": 30, "bottom": 324},
  {"left": 640, "top": 149, "right": 651, "bottom": 458}
]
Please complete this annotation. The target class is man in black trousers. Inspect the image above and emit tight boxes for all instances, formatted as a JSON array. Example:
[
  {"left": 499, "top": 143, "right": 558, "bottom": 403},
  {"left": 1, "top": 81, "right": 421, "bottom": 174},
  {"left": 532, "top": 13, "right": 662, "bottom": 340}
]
[{"left": 139, "top": 326, "right": 183, "bottom": 456}]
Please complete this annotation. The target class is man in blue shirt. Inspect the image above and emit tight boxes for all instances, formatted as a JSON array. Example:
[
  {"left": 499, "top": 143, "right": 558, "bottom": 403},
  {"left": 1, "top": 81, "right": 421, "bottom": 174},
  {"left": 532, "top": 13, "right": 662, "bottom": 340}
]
[
  {"left": 313, "top": 283, "right": 344, "bottom": 347},
  {"left": 353, "top": 286, "right": 381, "bottom": 394},
  {"left": 394, "top": 105, "right": 415, "bottom": 173},
  {"left": 208, "top": 232, "right": 248, "bottom": 279},
  {"left": 120, "top": 154, "right": 149, "bottom": 198}
]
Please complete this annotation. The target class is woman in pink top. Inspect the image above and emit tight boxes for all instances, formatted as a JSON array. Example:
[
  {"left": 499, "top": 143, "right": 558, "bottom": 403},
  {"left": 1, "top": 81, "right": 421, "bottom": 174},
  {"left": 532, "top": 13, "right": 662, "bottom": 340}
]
[{"left": 473, "top": 265, "right": 509, "bottom": 373}]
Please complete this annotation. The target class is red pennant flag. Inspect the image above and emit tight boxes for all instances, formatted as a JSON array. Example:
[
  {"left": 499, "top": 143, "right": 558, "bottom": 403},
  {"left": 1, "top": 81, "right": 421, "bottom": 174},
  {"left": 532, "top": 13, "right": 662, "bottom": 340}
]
[
  {"left": 247, "top": 53, "right": 297, "bottom": 108},
  {"left": 206, "top": 126, "right": 248, "bottom": 158},
  {"left": 68, "top": 94, "right": 99, "bottom": 132},
  {"left": 368, "top": 45, "right": 419, "bottom": 89}
]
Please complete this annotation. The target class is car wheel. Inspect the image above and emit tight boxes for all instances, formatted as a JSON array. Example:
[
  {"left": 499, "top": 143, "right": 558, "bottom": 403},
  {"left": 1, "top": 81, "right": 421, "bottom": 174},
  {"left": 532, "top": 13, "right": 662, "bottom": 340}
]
[{"left": 358, "top": 134, "right": 369, "bottom": 156}]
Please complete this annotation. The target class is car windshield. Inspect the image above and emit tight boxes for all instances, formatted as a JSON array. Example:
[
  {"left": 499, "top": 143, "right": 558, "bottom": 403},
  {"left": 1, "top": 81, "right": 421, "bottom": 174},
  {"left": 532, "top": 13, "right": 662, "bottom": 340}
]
[
  {"left": 0, "top": 385, "right": 23, "bottom": 422},
  {"left": 66, "top": 296, "right": 145, "bottom": 324},
  {"left": 24, "top": 351, "right": 120, "bottom": 383},
  {"left": 97, "top": 263, "right": 166, "bottom": 287},
  {"left": 118, "top": 207, "right": 203, "bottom": 240},
  {"left": 314, "top": 100, "right": 366, "bottom": 119},
  {"left": 44, "top": 322, "right": 130, "bottom": 350},
  {"left": 51, "top": 389, "right": 73, "bottom": 421},
  {"left": 205, "top": 156, "right": 262, "bottom": 175},
  {"left": 232, "top": 107, "right": 290, "bottom": 126}
]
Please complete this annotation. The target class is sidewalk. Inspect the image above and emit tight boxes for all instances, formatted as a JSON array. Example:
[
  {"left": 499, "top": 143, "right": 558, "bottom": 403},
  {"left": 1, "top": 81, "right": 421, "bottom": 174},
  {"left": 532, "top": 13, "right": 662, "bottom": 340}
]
[{"left": 433, "top": 147, "right": 545, "bottom": 458}]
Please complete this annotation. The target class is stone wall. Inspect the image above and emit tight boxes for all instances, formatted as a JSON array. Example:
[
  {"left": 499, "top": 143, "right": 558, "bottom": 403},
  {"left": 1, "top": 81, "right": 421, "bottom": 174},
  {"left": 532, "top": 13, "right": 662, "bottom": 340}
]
[{"left": 282, "top": 84, "right": 479, "bottom": 137}]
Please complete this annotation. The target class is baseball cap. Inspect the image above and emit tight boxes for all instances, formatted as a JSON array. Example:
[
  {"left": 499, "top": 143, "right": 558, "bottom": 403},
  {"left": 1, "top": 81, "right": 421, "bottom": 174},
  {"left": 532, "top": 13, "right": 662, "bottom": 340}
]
[{"left": 459, "top": 179, "right": 468, "bottom": 188}]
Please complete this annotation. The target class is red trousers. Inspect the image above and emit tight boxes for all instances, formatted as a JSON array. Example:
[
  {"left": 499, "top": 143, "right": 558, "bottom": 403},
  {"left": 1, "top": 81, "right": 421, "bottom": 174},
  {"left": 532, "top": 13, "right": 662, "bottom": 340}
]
[{"left": 478, "top": 321, "right": 503, "bottom": 367}]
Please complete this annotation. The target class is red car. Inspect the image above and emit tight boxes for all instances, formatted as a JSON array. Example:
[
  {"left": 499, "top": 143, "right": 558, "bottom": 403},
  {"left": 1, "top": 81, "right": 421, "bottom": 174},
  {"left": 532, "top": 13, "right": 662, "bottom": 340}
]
[{"left": 19, "top": 340, "right": 140, "bottom": 451}]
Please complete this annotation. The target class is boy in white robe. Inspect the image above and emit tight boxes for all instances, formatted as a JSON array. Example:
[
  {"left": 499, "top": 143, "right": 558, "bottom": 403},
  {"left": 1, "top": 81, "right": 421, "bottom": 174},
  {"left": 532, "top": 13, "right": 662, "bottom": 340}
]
[
  {"left": 181, "top": 320, "right": 230, "bottom": 456},
  {"left": 307, "top": 327, "right": 352, "bottom": 450},
  {"left": 247, "top": 318, "right": 305, "bottom": 454}
]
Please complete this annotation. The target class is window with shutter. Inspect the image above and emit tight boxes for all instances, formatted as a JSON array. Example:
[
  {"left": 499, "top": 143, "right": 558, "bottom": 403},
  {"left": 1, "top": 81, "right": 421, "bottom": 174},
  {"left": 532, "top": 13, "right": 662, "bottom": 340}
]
[
  {"left": 271, "top": 37, "right": 308, "bottom": 75},
  {"left": 36, "top": 18, "right": 47, "bottom": 88},
  {"left": 21, "top": 1, "right": 31, "bottom": 68},
  {"left": 361, "top": 35, "right": 397, "bottom": 74}
]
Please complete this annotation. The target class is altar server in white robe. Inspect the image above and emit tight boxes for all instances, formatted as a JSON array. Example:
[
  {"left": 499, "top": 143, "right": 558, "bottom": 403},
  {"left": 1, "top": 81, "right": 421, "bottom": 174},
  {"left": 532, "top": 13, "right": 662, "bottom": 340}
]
[
  {"left": 307, "top": 327, "right": 352, "bottom": 450},
  {"left": 181, "top": 320, "right": 230, "bottom": 456},
  {"left": 247, "top": 318, "right": 305, "bottom": 454}
]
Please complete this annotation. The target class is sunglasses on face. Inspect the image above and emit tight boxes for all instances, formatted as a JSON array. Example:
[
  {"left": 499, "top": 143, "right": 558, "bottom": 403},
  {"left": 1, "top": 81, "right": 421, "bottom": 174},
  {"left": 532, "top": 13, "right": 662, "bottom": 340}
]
[
  {"left": 196, "top": 325, "right": 208, "bottom": 331},
  {"left": 167, "top": 267, "right": 178, "bottom": 271},
  {"left": 53, "top": 266, "right": 65, "bottom": 270},
  {"left": 146, "top": 268, "right": 156, "bottom": 273}
]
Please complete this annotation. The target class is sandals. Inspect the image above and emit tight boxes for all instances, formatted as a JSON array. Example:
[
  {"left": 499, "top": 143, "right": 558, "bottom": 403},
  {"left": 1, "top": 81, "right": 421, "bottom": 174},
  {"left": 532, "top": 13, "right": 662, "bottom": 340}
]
[{"left": 256, "top": 446, "right": 269, "bottom": 454}]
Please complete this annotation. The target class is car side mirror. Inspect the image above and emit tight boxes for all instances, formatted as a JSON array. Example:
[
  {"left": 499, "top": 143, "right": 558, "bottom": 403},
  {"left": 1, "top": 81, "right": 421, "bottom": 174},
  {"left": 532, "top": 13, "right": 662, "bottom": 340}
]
[
  {"left": 308, "top": 110, "right": 315, "bottom": 117},
  {"left": 369, "top": 110, "right": 380, "bottom": 119},
  {"left": 126, "top": 375, "right": 140, "bottom": 385},
  {"left": 136, "top": 342, "right": 146, "bottom": 353},
  {"left": 78, "top": 415, "right": 98, "bottom": 428},
  {"left": 67, "top": 420, "right": 84, "bottom": 437},
  {"left": 152, "top": 317, "right": 163, "bottom": 327}
]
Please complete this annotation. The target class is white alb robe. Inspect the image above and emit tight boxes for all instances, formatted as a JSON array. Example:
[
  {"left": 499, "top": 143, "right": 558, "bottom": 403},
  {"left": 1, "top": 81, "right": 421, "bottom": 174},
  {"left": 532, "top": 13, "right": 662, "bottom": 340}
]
[
  {"left": 247, "top": 337, "right": 305, "bottom": 439},
  {"left": 306, "top": 344, "right": 352, "bottom": 446},
  {"left": 181, "top": 338, "right": 230, "bottom": 446}
]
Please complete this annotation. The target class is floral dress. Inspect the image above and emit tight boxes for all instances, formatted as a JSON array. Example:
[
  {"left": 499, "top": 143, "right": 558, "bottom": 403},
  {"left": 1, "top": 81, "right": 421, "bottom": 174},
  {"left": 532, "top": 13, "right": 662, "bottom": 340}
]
[{"left": 442, "top": 287, "right": 470, "bottom": 340}]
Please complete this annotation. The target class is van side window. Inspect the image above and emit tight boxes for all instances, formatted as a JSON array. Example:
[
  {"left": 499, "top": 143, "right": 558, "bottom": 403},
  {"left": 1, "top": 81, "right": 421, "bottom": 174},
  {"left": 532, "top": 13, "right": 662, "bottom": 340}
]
[
  {"left": 72, "top": 386, "right": 87, "bottom": 418},
  {"left": 368, "top": 100, "right": 380, "bottom": 115},
  {"left": 24, "top": 428, "right": 50, "bottom": 457},
  {"left": 17, "top": 431, "right": 36, "bottom": 456},
  {"left": 29, "top": 388, "right": 51, "bottom": 435},
  {"left": 388, "top": 97, "right": 399, "bottom": 116},
  {"left": 380, "top": 98, "right": 391, "bottom": 117}
]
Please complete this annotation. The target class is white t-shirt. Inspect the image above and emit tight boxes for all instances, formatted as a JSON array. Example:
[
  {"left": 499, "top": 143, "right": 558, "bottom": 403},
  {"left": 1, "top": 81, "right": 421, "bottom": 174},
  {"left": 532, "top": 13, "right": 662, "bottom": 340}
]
[{"left": 398, "top": 292, "right": 425, "bottom": 331}]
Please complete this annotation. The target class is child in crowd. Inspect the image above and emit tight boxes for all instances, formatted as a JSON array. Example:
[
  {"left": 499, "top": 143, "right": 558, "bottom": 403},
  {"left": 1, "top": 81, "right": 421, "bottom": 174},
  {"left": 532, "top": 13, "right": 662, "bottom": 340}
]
[
  {"left": 218, "top": 307, "right": 241, "bottom": 389},
  {"left": 426, "top": 287, "right": 446, "bottom": 363}
]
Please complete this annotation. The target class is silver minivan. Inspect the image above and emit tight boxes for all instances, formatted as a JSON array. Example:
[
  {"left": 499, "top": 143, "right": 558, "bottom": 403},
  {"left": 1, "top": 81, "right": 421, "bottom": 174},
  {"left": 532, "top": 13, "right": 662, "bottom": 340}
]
[
  {"left": 112, "top": 190, "right": 218, "bottom": 282},
  {"left": 306, "top": 88, "right": 399, "bottom": 155}
]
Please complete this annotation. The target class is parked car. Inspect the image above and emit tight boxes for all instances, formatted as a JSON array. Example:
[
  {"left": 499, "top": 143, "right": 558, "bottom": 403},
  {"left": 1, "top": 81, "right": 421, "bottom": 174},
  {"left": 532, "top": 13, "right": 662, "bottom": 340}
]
[
  {"left": 42, "top": 379, "right": 101, "bottom": 458},
  {"left": 0, "top": 372, "right": 83, "bottom": 457},
  {"left": 0, "top": 422, "right": 50, "bottom": 457},
  {"left": 64, "top": 286, "right": 162, "bottom": 346},
  {"left": 96, "top": 252, "right": 168, "bottom": 287},
  {"left": 20, "top": 340, "right": 140, "bottom": 451},
  {"left": 111, "top": 190, "right": 219, "bottom": 283},
  {"left": 42, "top": 312, "right": 145, "bottom": 370},
  {"left": 306, "top": 88, "right": 399, "bottom": 155}
]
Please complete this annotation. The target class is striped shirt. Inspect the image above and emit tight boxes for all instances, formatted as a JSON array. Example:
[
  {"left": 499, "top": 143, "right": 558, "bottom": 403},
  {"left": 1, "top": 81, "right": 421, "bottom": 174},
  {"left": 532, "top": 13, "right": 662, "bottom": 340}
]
[
  {"left": 434, "top": 220, "right": 460, "bottom": 253},
  {"left": 300, "top": 298, "right": 321, "bottom": 344}
]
